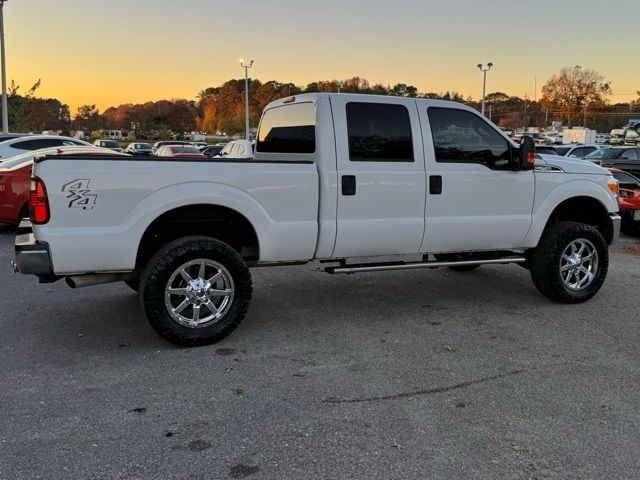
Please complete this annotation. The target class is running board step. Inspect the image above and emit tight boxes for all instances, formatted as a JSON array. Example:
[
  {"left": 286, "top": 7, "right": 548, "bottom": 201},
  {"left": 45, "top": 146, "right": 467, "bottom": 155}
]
[{"left": 325, "top": 256, "right": 526, "bottom": 274}]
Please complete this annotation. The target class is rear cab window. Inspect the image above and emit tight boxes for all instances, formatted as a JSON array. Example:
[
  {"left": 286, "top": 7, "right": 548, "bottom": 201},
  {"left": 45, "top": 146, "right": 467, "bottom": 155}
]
[{"left": 256, "top": 102, "right": 316, "bottom": 155}]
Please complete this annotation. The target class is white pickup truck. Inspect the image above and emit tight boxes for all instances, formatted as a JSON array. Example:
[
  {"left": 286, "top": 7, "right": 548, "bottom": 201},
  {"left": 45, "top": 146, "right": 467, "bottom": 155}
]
[{"left": 14, "top": 94, "right": 621, "bottom": 346}]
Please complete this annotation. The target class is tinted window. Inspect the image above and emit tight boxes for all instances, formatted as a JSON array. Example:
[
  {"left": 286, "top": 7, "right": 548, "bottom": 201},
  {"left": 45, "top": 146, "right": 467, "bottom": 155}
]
[
  {"left": 536, "top": 146, "right": 557, "bottom": 154},
  {"left": 346, "top": 103, "right": 413, "bottom": 162},
  {"left": 428, "top": 107, "right": 510, "bottom": 169},
  {"left": 257, "top": 103, "right": 315, "bottom": 154},
  {"left": 620, "top": 149, "right": 638, "bottom": 160},
  {"left": 571, "top": 147, "right": 595, "bottom": 157},
  {"left": 612, "top": 171, "right": 640, "bottom": 185},
  {"left": 12, "top": 139, "right": 63, "bottom": 150}
]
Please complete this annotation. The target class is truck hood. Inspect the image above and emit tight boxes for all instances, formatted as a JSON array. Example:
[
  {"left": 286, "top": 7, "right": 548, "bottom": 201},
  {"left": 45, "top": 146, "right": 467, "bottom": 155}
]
[{"left": 536, "top": 154, "right": 608, "bottom": 175}]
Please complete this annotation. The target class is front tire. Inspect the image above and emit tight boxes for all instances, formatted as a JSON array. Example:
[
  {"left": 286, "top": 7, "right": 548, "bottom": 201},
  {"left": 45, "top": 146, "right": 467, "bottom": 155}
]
[
  {"left": 530, "top": 222, "right": 608, "bottom": 303},
  {"left": 140, "top": 237, "right": 252, "bottom": 347}
]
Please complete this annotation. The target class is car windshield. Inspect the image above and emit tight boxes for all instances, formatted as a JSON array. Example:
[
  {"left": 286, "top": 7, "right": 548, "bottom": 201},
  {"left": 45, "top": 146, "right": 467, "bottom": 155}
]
[
  {"left": 170, "top": 146, "right": 200, "bottom": 154},
  {"left": 612, "top": 171, "right": 640, "bottom": 186},
  {"left": 584, "top": 150, "right": 605, "bottom": 160},
  {"left": 601, "top": 149, "right": 627, "bottom": 160},
  {"left": 135, "top": 144, "right": 151, "bottom": 149},
  {"left": 102, "top": 141, "right": 120, "bottom": 148}
]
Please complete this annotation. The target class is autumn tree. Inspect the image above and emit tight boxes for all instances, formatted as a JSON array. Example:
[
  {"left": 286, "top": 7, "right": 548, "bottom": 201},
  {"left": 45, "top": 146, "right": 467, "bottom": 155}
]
[
  {"left": 73, "top": 104, "right": 103, "bottom": 134},
  {"left": 541, "top": 66, "right": 611, "bottom": 127}
]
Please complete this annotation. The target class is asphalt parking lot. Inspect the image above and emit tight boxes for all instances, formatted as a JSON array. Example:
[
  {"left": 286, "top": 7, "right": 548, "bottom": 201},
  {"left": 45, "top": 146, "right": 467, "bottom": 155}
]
[{"left": 1, "top": 224, "right": 640, "bottom": 480}]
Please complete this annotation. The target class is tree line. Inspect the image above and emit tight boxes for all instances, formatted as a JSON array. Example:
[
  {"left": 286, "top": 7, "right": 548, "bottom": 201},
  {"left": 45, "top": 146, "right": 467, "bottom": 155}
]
[{"left": 4, "top": 68, "right": 639, "bottom": 137}]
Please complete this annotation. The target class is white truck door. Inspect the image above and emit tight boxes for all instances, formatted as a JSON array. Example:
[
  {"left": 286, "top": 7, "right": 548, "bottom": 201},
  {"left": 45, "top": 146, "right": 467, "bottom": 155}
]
[
  {"left": 331, "top": 96, "right": 426, "bottom": 258},
  {"left": 419, "top": 106, "right": 535, "bottom": 253}
]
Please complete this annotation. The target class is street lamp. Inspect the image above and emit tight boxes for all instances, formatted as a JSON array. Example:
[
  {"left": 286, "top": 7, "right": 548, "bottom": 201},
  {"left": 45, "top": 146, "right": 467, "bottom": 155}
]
[
  {"left": 239, "top": 58, "right": 254, "bottom": 141},
  {"left": 0, "top": 0, "right": 8, "bottom": 133},
  {"left": 477, "top": 62, "right": 493, "bottom": 117}
]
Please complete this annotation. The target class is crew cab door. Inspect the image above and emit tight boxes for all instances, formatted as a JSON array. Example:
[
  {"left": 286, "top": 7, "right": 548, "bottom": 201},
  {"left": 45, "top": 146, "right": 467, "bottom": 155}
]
[
  {"left": 419, "top": 106, "right": 535, "bottom": 252},
  {"left": 331, "top": 97, "right": 426, "bottom": 257}
]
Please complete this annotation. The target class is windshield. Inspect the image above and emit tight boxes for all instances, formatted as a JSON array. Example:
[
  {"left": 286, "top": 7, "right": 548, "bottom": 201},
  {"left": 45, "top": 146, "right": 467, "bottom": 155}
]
[
  {"left": 135, "top": 143, "right": 151, "bottom": 149},
  {"left": 102, "top": 140, "right": 120, "bottom": 148},
  {"left": 170, "top": 146, "right": 200, "bottom": 154},
  {"left": 584, "top": 150, "right": 605, "bottom": 160},
  {"left": 601, "top": 149, "right": 627, "bottom": 160}
]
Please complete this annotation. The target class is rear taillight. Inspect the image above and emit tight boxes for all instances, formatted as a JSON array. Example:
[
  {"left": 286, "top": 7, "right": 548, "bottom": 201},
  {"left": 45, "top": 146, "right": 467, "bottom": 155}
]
[{"left": 29, "top": 176, "right": 50, "bottom": 224}]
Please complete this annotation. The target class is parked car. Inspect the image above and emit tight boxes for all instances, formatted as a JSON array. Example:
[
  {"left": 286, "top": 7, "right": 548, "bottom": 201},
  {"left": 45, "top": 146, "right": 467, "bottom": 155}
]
[
  {"left": 155, "top": 145, "right": 207, "bottom": 158},
  {"left": 216, "top": 140, "right": 254, "bottom": 159},
  {"left": 93, "top": 140, "right": 124, "bottom": 153},
  {"left": 623, "top": 128, "right": 640, "bottom": 146},
  {"left": 607, "top": 168, "right": 640, "bottom": 231},
  {"left": 151, "top": 140, "right": 192, "bottom": 154},
  {"left": 610, "top": 129, "right": 626, "bottom": 145},
  {"left": 0, "top": 135, "right": 91, "bottom": 160},
  {"left": 200, "top": 145, "right": 224, "bottom": 158},
  {"left": 535, "top": 145, "right": 562, "bottom": 155},
  {"left": 0, "top": 133, "right": 31, "bottom": 143},
  {"left": 536, "top": 145, "right": 572, "bottom": 156},
  {"left": 599, "top": 147, "right": 640, "bottom": 177},
  {"left": 14, "top": 93, "right": 621, "bottom": 347},
  {"left": 565, "top": 144, "right": 610, "bottom": 159},
  {"left": 124, "top": 142, "right": 153, "bottom": 156},
  {"left": 0, "top": 146, "right": 115, "bottom": 225}
]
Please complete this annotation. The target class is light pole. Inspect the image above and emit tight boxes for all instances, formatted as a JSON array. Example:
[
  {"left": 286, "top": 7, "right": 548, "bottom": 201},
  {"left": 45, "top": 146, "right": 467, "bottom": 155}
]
[
  {"left": 0, "top": 1, "right": 8, "bottom": 133},
  {"left": 239, "top": 59, "right": 254, "bottom": 141},
  {"left": 477, "top": 62, "right": 493, "bottom": 117}
]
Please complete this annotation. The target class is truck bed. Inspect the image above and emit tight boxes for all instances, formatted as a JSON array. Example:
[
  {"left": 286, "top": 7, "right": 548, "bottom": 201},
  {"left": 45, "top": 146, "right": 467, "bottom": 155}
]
[{"left": 32, "top": 154, "right": 319, "bottom": 274}]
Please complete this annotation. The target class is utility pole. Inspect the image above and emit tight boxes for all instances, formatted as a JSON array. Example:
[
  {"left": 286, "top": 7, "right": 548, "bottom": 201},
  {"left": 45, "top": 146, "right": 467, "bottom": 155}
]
[
  {"left": 0, "top": 1, "right": 9, "bottom": 133},
  {"left": 239, "top": 59, "right": 254, "bottom": 141},
  {"left": 477, "top": 63, "right": 493, "bottom": 116}
]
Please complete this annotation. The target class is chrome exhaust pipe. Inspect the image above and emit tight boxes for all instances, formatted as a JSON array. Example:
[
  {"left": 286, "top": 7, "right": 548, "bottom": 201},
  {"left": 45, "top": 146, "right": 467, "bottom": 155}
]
[{"left": 66, "top": 272, "right": 137, "bottom": 289}]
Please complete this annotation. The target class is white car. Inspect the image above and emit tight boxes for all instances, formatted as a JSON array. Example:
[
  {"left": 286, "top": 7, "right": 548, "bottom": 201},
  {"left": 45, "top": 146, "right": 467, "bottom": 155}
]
[
  {"left": 565, "top": 144, "right": 610, "bottom": 159},
  {"left": 0, "top": 135, "right": 91, "bottom": 160},
  {"left": 216, "top": 140, "right": 254, "bottom": 159},
  {"left": 93, "top": 140, "right": 124, "bottom": 153},
  {"left": 14, "top": 93, "right": 620, "bottom": 347}
]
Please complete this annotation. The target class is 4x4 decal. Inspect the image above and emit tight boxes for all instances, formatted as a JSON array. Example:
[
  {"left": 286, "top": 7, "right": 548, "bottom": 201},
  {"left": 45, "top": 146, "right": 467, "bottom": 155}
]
[{"left": 61, "top": 179, "right": 97, "bottom": 210}]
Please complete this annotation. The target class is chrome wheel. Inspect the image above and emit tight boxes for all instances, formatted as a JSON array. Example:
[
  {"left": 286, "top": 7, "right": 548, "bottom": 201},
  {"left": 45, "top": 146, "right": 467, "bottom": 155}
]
[
  {"left": 164, "top": 259, "right": 235, "bottom": 328},
  {"left": 560, "top": 238, "right": 599, "bottom": 291}
]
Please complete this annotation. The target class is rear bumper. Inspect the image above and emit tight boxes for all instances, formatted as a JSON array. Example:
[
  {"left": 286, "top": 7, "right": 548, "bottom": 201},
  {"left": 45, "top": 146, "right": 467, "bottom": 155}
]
[{"left": 13, "top": 220, "right": 53, "bottom": 276}]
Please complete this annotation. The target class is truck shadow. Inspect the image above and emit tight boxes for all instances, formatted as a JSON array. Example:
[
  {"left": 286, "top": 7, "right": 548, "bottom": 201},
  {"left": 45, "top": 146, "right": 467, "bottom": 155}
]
[{"left": 15, "top": 262, "right": 621, "bottom": 356}]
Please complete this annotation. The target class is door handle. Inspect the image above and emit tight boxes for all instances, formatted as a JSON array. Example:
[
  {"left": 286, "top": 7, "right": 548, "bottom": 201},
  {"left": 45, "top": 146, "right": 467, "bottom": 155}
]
[
  {"left": 342, "top": 175, "right": 356, "bottom": 196},
  {"left": 429, "top": 175, "right": 442, "bottom": 195}
]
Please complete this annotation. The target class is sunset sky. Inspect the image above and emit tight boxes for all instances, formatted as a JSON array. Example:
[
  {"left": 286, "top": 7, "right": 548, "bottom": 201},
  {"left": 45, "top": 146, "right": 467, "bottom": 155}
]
[{"left": 6, "top": 0, "right": 639, "bottom": 112}]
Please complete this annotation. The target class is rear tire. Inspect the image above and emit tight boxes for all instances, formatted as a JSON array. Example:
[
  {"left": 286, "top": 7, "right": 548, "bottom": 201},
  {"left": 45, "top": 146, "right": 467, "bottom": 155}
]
[
  {"left": 140, "top": 237, "right": 252, "bottom": 347},
  {"left": 530, "top": 221, "right": 608, "bottom": 303}
]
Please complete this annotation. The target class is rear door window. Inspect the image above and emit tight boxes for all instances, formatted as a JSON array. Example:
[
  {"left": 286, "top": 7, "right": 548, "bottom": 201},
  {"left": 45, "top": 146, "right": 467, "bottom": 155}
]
[{"left": 346, "top": 102, "right": 413, "bottom": 162}]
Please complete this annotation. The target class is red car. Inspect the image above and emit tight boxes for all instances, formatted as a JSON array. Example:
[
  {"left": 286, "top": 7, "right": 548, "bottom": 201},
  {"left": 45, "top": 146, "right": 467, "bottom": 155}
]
[
  {"left": 0, "top": 147, "right": 121, "bottom": 225},
  {"left": 608, "top": 168, "right": 640, "bottom": 230}
]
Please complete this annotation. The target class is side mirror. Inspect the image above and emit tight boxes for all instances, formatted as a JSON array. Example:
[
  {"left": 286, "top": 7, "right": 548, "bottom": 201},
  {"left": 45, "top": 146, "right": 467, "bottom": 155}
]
[{"left": 514, "top": 136, "right": 536, "bottom": 171}]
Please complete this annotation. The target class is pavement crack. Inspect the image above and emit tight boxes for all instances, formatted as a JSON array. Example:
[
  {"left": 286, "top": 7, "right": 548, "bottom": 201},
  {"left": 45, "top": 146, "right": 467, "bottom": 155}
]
[{"left": 323, "top": 366, "right": 541, "bottom": 404}]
